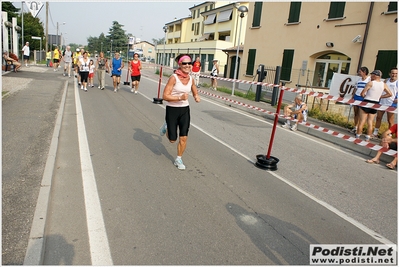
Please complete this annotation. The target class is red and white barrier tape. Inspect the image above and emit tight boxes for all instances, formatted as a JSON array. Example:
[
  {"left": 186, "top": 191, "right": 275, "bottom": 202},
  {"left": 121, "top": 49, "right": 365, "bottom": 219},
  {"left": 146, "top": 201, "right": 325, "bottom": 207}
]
[
  {"left": 198, "top": 89, "right": 397, "bottom": 157},
  {"left": 199, "top": 74, "right": 397, "bottom": 113},
  {"left": 146, "top": 63, "right": 396, "bottom": 113}
]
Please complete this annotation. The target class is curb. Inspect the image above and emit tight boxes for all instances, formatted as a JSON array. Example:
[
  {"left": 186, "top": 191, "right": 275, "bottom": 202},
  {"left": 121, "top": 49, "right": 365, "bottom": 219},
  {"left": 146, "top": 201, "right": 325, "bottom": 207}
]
[{"left": 23, "top": 81, "right": 68, "bottom": 265}]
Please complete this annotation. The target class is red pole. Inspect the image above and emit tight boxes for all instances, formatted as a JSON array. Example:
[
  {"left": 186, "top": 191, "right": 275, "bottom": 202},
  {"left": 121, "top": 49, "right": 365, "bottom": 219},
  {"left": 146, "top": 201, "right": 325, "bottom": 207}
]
[
  {"left": 266, "top": 88, "right": 285, "bottom": 159},
  {"left": 157, "top": 66, "right": 163, "bottom": 98}
]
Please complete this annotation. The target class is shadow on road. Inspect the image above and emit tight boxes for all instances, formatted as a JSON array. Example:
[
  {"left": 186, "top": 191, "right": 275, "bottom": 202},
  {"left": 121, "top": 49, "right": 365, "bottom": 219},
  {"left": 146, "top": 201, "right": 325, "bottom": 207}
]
[
  {"left": 226, "top": 202, "right": 318, "bottom": 265},
  {"left": 133, "top": 128, "right": 174, "bottom": 163}
]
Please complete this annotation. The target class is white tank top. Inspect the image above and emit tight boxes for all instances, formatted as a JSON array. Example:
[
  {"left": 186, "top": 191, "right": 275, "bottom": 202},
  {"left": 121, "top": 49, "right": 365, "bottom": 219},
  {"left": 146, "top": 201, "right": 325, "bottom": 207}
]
[
  {"left": 380, "top": 79, "right": 398, "bottom": 106},
  {"left": 365, "top": 81, "right": 385, "bottom": 102},
  {"left": 166, "top": 74, "right": 192, "bottom": 107}
]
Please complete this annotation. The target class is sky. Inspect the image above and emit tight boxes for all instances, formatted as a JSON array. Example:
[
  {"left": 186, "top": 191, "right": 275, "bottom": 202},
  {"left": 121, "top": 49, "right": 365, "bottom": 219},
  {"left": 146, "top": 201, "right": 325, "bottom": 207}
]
[{"left": 17, "top": 1, "right": 198, "bottom": 45}]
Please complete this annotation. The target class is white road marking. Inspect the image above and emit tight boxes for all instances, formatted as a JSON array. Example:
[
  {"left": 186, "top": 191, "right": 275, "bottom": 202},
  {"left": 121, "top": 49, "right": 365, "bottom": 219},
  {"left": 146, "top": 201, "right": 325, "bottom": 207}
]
[
  {"left": 141, "top": 75, "right": 395, "bottom": 245},
  {"left": 75, "top": 82, "right": 113, "bottom": 265}
]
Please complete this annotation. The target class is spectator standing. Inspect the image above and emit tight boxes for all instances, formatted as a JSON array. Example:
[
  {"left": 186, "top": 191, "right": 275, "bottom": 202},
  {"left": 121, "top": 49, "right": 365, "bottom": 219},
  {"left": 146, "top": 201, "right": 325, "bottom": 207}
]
[
  {"left": 62, "top": 45, "right": 73, "bottom": 77},
  {"left": 159, "top": 54, "right": 201, "bottom": 170},
  {"left": 281, "top": 94, "right": 308, "bottom": 131},
  {"left": 191, "top": 56, "right": 202, "bottom": 88},
  {"left": 96, "top": 52, "right": 108, "bottom": 90},
  {"left": 210, "top": 59, "right": 219, "bottom": 90},
  {"left": 366, "top": 124, "right": 397, "bottom": 170},
  {"left": 78, "top": 51, "right": 90, "bottom": 92},
  {"left": 351, "top": 67, "right": 370, "bottom": 134},
  {"left": 356, "top": 70, "right": 392, "bottom": 141},
  {"left": 109, "top": 52, "right": 124, "bottom": 93},
  {"left": 46, "top": 50, "right": 52, "bottom": 67},
  {"left": 22, "top": 41, "right": 30, "bottom": 67},
  {"left": 373, "top": 67, "right": 398, "bottom": 137},
  {"left": 53, "top": 46, "right": 61, "bottom": 71},
  {"left": 129, "top": 53, "right": 142, "bottom": 94}
]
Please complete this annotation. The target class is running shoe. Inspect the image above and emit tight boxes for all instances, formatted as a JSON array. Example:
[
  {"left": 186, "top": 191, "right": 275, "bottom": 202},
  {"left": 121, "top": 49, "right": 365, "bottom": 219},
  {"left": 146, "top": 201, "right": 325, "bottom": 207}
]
[
  {"left": 160, "top": 121, "right": 167, "bottom": 136},
  {"left": 174, "top": 158, "right": 186, "bottom": 170},
  {"left": 290, "top": 124, "right": 297, "bottom": 131},
  {"left": 281, "top": 123, "right": 290, "bottom": 129}
]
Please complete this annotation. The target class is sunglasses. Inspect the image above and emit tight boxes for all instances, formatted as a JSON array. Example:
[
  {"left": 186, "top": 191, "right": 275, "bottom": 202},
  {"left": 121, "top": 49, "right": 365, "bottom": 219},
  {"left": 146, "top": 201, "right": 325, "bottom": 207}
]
[{"left": 181, "top": 62, "right": 192, "bottom": 65}]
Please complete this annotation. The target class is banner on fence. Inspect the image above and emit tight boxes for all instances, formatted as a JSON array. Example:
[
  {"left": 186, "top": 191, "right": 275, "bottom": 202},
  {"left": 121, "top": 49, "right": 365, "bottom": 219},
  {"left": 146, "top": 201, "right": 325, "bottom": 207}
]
[{"left": 329, "top": 73, "right": 360, "bottom": 100}]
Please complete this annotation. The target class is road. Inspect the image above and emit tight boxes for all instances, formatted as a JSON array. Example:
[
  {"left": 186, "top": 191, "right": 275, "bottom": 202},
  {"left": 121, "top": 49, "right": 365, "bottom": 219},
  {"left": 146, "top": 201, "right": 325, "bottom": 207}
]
[{"left": 2, "top": 64, "right": 397, "bottom": 265}]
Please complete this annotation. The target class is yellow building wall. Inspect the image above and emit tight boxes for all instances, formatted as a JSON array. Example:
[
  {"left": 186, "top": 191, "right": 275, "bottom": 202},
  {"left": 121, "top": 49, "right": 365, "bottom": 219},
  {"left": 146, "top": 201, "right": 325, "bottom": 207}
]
[{"left": 242, "top": 2, "right": 397, "bottom": 83}]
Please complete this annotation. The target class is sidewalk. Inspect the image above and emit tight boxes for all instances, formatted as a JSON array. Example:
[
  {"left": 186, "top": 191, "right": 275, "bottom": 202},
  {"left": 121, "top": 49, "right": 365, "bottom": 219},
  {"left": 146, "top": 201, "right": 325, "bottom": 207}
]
[{"left": 140, "top": 64, "right": 393, "bottom": 164}]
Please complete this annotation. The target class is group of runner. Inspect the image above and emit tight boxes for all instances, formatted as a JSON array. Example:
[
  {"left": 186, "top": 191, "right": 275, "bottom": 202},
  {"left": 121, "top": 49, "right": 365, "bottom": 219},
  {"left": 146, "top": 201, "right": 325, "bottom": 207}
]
[{"left": 65, "top": 48, "right": 142, "bottom": 93}]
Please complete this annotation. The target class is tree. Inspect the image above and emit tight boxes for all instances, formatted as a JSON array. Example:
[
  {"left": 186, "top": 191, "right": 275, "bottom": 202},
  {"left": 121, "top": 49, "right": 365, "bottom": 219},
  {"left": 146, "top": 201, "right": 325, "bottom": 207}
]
[
  {"left": 17, "top": 12, "right": 45, "bottom": 51},
  {"left": 107, "top": 21, "right": 127, "bottom": 54},
  {"left": 152, "top": 37, "right": 164, "bottom": 46},
  {"left": 1, "top": 1, "right": 20, "bottom": 18}
]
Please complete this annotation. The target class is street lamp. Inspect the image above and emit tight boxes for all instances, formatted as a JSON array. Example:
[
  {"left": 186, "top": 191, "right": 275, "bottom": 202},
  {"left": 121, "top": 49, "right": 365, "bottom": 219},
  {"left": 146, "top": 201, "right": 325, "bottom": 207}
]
[
  {"left": 162, "top": 25, "right": 168, "bottom": 66},
  {"left": 101, "top": 42, "right": 103, "bottom": 52},
  {"left": 110, "top": 39, "right": 113, "bottom": 55},
  {"left": 231, "top": 6, "right": 248, "bottom": 96},
  {"left": 56, "top": 22, "right": 65, "bottom": 46}
]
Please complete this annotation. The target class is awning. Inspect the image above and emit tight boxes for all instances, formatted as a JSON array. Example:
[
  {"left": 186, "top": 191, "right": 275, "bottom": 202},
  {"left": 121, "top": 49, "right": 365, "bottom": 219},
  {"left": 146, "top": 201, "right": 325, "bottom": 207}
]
[
  {"left": 198, "top": 33, "right": 210, "bottom": 41},
  {"left": 217, "top": 9, "right": 233, "bottom": 22},
  {"left": 204, "top": 14, "right": 216, "bottom": 25}
]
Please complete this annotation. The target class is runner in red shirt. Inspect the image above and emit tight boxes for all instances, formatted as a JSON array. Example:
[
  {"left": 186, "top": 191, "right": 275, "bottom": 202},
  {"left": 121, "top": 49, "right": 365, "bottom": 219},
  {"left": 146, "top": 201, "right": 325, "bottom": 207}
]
[
  {"left": 129, "top": 53, "right": 142, "bottom": 94},
  {"left": 191, "top": 56, "right": 201, "bottom": 88}
]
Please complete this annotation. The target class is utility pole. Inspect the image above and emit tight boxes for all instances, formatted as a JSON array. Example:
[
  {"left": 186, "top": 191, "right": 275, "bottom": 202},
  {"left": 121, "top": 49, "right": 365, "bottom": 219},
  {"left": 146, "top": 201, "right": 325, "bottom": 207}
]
[{"left": 45, "top": 2, "right": 48, "bottom": 52}]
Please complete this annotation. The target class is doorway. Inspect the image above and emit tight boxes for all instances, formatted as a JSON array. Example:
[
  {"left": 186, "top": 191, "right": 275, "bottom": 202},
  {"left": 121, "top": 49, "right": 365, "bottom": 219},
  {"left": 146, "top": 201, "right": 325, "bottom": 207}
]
[{"left": 312, "top": 53, "right": 351, "bottom": 88}]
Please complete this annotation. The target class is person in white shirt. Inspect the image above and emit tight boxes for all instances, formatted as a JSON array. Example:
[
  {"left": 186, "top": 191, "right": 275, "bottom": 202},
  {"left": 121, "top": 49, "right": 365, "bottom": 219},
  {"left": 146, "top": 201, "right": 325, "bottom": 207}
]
[
  {"left": 159, "top": 54, "right": 201, "bottom": 170},
  {"left": 372, "top": 67, "right": 398, "bottom": 136},
  {"left": 21, "top": 42, "right": 30, "bottom": 67},
  {"left": 356, "top": 70, "right": 392, "bottom": 141},
  {"left": 62, "top": 45, "right": 73, "bottom": 77}
]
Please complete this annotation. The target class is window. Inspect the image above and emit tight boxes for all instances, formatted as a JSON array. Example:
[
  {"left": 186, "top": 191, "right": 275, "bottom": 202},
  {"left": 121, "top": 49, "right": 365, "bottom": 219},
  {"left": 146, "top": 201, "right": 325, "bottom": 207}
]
[
  {"left": 375, "top": 50, "right": 398, "bottom": 78},
  {"left": 218, "top": 31, "right": 231, "bottom": 41},
  {"left": 281, "top": 49, "right": 294, "bottom": 81},
  {"left": 388, "top": 2, "right": 397, "bottom": 12},
  {"left": 192, "top": 23, "right": 194, "bottom": 31},
  {"left": 192, "top": 10, "right": 196, "bottom": 19},
  {"left": 208, "top": 54, "right": 214, "bottom": 71},
  {"left": 217, "top": 9, "right": 233, "bottom": 22},
  {"left": 198, "top": 33, "right": 210, "bottom": 41},
  {"left": 204, "top": 14, "right": 216, "bottom": 25},
  {"left": 288, "top": 2, "right": 301, "bottom": 23},
  {"left": 252, "top": 2, "right": 263, "bottom": 27},
  {"left": 328, "top": 2, "right": 345, "bottom": 19},
  {"left": 194, "top": 22, "right": 200, "bottom": 35},
  {"left": 246, "top": 49, "right": 256, "bottom": 75}
]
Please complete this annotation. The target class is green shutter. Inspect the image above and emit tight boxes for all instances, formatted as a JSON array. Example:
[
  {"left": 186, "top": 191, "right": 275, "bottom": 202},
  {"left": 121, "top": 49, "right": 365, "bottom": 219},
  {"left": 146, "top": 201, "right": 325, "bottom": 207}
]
[
  {"left": 281, "top": 49, "right": 294, "bottom": 81},
  {"left": 288, "top": 2, "right": 302, "bottom": 23},
  {"left": 328, "top": 2, "right": 346, "bottom": 19},
  {"left": 208, "top": 54, "right": 214, "bottom": 71},
  {"left": 246, "top": 49, "right": 256, "bottom": 75},
  {"left": 388, "top": 2, "right": 397, "bottom": 12},
  {"left": 252, "top": 2, "right": 263, "bottom": 27},
  {"left": 375, "top": 50, "right": 398, "bottom": 78}
]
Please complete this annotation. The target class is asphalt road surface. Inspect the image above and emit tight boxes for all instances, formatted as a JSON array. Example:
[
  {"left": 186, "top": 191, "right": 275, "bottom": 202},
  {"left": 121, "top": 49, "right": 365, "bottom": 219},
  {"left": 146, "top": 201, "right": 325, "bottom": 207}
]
[{"left": 2, "top": 65, "right": 397, "bottom": 265}]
